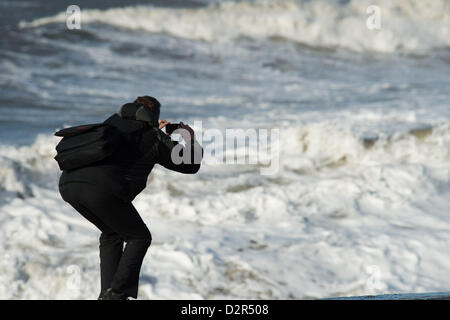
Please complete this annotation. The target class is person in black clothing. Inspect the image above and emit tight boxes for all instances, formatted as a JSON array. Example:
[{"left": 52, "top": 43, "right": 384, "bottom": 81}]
[{"left": 58, "top": 96, "right": 203, "bottom": 300}]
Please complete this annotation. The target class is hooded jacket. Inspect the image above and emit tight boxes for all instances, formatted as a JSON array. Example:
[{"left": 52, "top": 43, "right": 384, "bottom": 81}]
[{"left": 59, "top": 104, "right": 202, "bottom": 202}]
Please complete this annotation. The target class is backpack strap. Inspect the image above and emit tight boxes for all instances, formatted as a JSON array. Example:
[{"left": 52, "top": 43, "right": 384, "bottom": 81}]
[{"left": 54, "top": 123, "right": 104, "bottom": 138}]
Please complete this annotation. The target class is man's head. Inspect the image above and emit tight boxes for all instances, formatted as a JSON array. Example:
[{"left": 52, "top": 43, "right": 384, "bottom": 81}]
[{"left": 134, "top": 96, "right": 161, "bottom": 120}]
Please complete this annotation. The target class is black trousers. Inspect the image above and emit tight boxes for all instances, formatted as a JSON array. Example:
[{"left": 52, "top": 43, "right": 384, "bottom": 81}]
[{"left": 59, "top": 182, "right": 152, "bottom": 299}]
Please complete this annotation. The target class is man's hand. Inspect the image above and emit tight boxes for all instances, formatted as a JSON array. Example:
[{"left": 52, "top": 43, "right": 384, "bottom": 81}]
[
  {"left": 179, "top": 122, "right": 195, "bottom": 141},
  {"left": 158, "top": 119, "right": 169, "bottom": 130}
]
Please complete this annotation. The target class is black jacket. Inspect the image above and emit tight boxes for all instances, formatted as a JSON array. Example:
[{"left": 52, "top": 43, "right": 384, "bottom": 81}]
[{"left": 59, "top": 113, "right": 203, "bottom": 202}]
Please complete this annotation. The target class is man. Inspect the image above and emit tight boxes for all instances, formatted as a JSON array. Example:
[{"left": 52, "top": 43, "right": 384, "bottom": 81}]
[{"left": 58, "top": 96, "right": 202, "bottom": 300}]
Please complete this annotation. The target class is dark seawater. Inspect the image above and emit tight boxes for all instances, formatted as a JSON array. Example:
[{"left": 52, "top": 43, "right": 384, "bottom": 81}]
[
  {"left": 0, "top": 0, "right": 449, "bottom": 146},
  {"left": 0, "top": 0, "right": 207, "bottom": 145}
]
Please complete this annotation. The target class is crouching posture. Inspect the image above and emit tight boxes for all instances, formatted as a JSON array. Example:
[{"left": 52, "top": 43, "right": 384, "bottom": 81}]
[{"left": 58, "top": 96, "right": 203, "bottom": 299}]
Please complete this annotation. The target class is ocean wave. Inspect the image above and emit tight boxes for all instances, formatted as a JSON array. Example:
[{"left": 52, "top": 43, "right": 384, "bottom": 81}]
[
  {"left": 0, "top": 135, "right": 59, "bottom": 198},
  {"left": 1, "top": 122, "right": 448, "bottom": 200},
  {"left": 280, "top": 122, "right": 450, "bottom": 174},
  {"left": 0, "top": 121, "right": 449, "bottom": 299},
  {"left": 19, "top": 0, "right": 450, "bottom": 54}
]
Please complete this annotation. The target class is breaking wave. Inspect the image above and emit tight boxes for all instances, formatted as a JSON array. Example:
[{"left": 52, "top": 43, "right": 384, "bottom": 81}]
[
  {"left": 1, "top": 121, "right": 449, "bottom": 299},
  {"left": 19, "top": 0, "right": 450, "bottom": 54},
  {"left": 1, "top": 122, "right": 449, "bottom": 199}
]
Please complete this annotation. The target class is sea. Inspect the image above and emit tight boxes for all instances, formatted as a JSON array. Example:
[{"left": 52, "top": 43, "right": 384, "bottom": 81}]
[{"left": 0, "top": 0, "right": 449, "bottom": 299}]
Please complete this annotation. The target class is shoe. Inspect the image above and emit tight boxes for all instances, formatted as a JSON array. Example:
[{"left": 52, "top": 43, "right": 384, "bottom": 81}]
[{"left": 99, "top": 288, "right": 128, "bottom": 300}]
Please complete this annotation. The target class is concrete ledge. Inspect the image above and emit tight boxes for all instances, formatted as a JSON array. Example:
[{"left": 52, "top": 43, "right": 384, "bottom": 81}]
[{"left": 325, "top": 292, "right": 450, "bottom": 300}]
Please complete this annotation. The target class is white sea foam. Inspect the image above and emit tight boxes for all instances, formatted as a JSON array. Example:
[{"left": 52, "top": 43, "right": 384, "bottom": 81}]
[
  {"left": 1, "top": 120, "right": 449, "bottom": 299},
  {"left": 19, "top": 0, "right": 450, "bottom": 54}
]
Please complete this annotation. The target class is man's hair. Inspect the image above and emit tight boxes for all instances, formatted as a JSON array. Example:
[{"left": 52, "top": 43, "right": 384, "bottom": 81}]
[{"left": 134, "top": 96, "right": 161, "bottom": 113}]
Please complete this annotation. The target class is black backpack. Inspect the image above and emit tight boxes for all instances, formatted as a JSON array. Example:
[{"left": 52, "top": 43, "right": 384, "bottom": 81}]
[{"left": 54, "top": 123, "right": 125, "bottom": 171}]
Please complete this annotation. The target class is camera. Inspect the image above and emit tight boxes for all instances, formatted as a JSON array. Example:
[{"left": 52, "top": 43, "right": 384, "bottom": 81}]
[{"left": 165, "top": 123, "right": 180, "bottom": 135}]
